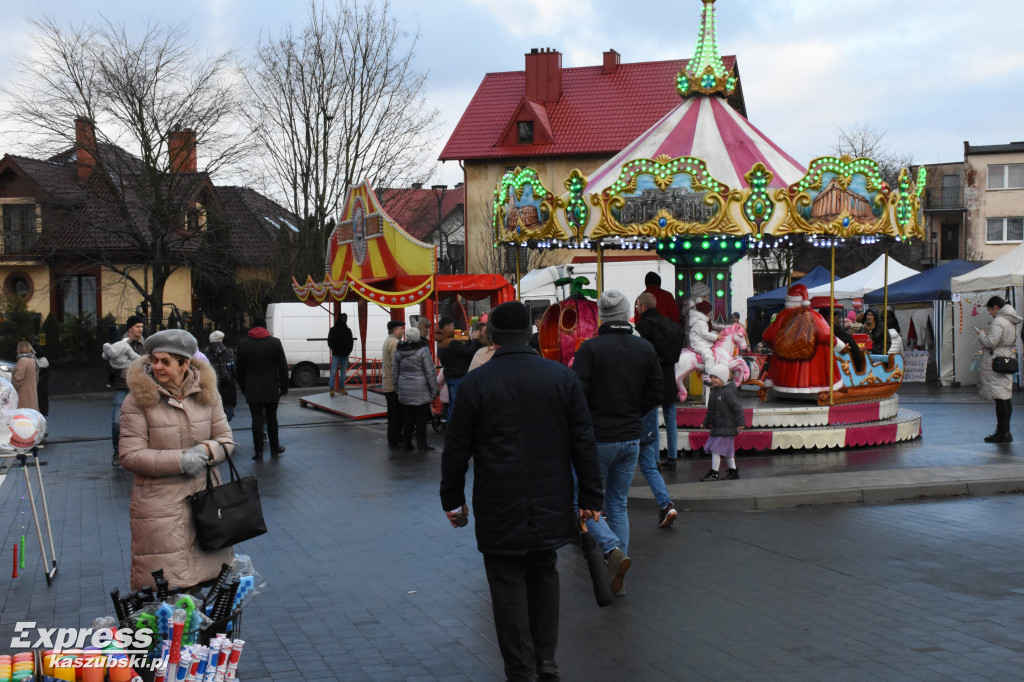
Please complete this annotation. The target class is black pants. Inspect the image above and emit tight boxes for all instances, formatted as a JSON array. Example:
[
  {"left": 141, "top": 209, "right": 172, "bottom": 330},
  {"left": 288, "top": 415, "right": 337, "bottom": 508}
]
[
  {"left": 385, "top": 392, "right": 404, "bottom": 446},
  {"left": 996, "top": 398, "right": 1014, "bottom": 434},
  {"left": 248, "top": 401, "right": 280, "bottom": 454},
  {"left": 401, "top": 403, "right": 430, "bottom": 448},
  {"left": 483, "top": 550, "right": 559, "bottom": 682}
]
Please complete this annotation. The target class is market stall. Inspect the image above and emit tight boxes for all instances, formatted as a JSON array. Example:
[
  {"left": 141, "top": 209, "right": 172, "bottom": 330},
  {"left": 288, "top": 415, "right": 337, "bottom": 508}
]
[
  {"left": 951, "top": 243, "right": 1024, "bottom": 387},
  {"left": 864, "top": 259, "right": 981, "bottom": 385}
]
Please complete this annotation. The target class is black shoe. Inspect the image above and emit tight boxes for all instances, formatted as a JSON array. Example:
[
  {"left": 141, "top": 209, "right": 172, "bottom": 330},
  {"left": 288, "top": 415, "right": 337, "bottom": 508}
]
[
  {"left": 699, "top": 469, "right": 719, "bottom": 481},
  {"left": 659, "top": 459, "right": 676, "bottom": 471},
  {"left": 725, "top": 468, "right": 739, "bottom": 480},
  {"left": 986, "top": 432, "right": 1013, "bottom": 443},
  {"left": 537, "top": 660, "right": 559, "bottom": 678},
  {"left": 984, "top": 431, "right": 1001, "bottom": 442},
  {"left": 417, "top": 445, "right": 436, "bottom": 452},
  {"left": 252, "top": 453, "right": 264, "bottom": 461},
  {"left": 403, "top": 444, "right": 415, "bottom": 451},
  {"left": 271, "top": 445, "right": 286, "bottom": 456}
]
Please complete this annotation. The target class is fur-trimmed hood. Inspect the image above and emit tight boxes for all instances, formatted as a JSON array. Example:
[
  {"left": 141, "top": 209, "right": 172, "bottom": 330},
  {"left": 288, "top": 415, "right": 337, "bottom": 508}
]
[{"left": 125, "top": 356, "right": 220, "bottom": 408}]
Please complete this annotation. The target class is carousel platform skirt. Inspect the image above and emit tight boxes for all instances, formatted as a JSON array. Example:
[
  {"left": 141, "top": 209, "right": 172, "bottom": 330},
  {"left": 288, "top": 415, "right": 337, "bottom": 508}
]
[
  {"left": 677, "top": 393, "right": 900, "bottom": 429},
  {"left": 676, "top": 392, "right": 920, "bottom": 452}
]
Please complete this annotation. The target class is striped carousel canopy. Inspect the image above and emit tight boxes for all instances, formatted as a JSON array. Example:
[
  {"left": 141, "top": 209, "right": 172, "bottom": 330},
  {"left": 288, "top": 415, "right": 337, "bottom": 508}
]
[{"left": 585, "top": 94, "right": 806, "bottom": 194}]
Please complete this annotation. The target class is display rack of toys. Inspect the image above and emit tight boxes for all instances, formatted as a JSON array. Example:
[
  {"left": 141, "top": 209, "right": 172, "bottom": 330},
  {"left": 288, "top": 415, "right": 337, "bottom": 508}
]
[{"left": 9, "top": 557, "right": 262, "bottom": 682}]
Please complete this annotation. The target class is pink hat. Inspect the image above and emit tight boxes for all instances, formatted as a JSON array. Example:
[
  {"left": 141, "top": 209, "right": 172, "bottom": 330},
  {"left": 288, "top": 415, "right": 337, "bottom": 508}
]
[{"left": 847, "top": 311, "right": 857, "bottom": 323}]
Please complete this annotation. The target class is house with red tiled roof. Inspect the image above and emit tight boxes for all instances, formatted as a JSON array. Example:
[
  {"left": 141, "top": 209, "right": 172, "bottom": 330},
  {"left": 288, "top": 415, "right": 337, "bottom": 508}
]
[
  {"left": 377, "top": 183, "right": 465, "bottom": 273},
  {"left": 440, "top": 47, "right": 745, "bottom": 272},
  {"left": 0, "top": 119, "right": 297, "bottom": 328}
]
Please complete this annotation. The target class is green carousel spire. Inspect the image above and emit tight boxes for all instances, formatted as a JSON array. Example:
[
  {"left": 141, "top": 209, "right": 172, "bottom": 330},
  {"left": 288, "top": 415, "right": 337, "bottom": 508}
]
[{"left": 676, "top": 0, "right": 737, "bottom": 98}]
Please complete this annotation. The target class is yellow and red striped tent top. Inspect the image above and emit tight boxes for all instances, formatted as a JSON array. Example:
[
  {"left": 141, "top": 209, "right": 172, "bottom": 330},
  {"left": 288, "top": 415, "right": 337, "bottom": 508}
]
[{"left": 292, "top": 180, "right": 437, "bottom": 307}]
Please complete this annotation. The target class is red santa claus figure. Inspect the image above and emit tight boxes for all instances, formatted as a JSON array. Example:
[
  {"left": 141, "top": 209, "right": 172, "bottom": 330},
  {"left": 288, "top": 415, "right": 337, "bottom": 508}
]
[{"left": 760, "top": 284, "right": 845, "bottom": 398}]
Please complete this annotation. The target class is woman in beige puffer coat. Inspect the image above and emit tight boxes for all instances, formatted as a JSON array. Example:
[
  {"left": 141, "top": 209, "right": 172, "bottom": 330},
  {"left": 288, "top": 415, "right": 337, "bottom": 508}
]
[
  {"left": 977, "top": 296, "right": 1022, "bottom": 443},
  {"left": 119, "top": 329, "right": 235, "bottom": 591}
]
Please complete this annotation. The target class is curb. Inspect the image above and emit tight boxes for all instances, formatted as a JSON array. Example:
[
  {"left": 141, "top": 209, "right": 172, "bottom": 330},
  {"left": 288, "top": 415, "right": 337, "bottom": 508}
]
[{"left": 629, "top": 464, "right": 1024, "bottom": 511}]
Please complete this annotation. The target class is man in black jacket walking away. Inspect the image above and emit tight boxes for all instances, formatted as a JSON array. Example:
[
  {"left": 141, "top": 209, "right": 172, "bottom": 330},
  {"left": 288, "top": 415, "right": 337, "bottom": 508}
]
[
  {"left": 634, "top": 292, "right": 684, "bottom": 525},
  {"left": 573, "top": 290, "right": 662, "bottom": 597},
  {"left": 236, "top": 318, "right": 289, "bottom": 461},
  {"left": 327, "top": 313, "right": 354, "bottom": 397},
  {"left": 441, "top": 301, "right": 603, "bottom": 682}
]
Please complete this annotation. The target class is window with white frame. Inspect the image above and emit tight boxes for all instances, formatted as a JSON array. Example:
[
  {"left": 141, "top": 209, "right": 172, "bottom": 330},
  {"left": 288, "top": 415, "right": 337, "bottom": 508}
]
[
  {"left": 987, "top": 164, "right": 1024, "bottom": 190},
  {"left": 986, "top": 217, "right": 1024, "bottom": 243}
]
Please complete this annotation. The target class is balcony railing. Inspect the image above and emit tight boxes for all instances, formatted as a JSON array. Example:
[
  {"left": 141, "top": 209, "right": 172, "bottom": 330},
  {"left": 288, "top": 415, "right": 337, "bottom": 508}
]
[
  {"left": 1, "top": 231, "right": 40, "bottom": 255},
  {"left": 925, "top": 187, "right": 964, "bottom": 211}
]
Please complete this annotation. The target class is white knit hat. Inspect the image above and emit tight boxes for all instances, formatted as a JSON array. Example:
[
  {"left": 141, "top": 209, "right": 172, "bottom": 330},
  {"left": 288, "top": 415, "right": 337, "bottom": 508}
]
[{"left": 708, "top": 364, "right": 730, "bottom": 383}]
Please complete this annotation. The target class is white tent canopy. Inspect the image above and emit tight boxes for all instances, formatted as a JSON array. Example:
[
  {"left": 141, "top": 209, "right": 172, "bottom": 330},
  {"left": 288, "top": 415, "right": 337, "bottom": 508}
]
[
  {"left": 806, "top": 255, "right": 920, "bottom": 300},
  {"left": 950, "top": 243, "right": 1024, "bottom": 292}
]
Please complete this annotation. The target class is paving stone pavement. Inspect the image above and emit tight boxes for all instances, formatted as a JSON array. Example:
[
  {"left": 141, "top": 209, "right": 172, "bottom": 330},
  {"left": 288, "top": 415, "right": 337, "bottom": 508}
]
[{"left": 2, "top": 389, "right": 1024, "bottom": 680}]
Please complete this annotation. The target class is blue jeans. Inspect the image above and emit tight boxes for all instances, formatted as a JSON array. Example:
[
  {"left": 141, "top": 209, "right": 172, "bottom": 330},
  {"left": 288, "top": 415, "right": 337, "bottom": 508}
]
[
  {"left": 662, "top": 401, "right": 678, "bottom": 458},
  {"left": 330, "top": 355, "right": 349, "bottom": 391},
  {"left": 586, "top": 440, "right": 639, "bottom": 556},
  {"left": 112, "top": 389, "right": 128, "bottom": 451},
  {"left": 446, "top": 378, "right": 461, "bottom": 421},
  {"left": 639, "top": 408, "right": 672, "bottom": 509}
]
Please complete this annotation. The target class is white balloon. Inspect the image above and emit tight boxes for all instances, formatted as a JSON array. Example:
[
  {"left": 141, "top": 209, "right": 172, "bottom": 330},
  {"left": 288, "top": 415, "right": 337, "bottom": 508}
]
[
  {"left": 0, "top": 378, "right": 18, "bottom": 417},
  {"left": 6, "top": 408, "right": 46, "bottom": 453}
]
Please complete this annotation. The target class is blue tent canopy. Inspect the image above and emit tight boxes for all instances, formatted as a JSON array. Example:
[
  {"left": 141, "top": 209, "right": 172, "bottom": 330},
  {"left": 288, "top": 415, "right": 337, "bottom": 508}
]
[
  {"left": 747, "top": 265, "right": 832, "bottom": 309},
  {"left": 864, "top": 259, "right": 980, "bottom": 304}
]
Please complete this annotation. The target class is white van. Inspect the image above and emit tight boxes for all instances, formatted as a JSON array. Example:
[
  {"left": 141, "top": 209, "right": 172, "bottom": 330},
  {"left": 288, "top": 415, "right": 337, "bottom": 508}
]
[{"left": 265, "top": 302, "right": 392, "bottom": 387}]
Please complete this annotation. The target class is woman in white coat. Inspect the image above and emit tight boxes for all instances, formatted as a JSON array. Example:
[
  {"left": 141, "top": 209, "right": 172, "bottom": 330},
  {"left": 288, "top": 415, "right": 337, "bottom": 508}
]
[{"left": 977, "top": 296, "right": 1022, "bottom": 443}]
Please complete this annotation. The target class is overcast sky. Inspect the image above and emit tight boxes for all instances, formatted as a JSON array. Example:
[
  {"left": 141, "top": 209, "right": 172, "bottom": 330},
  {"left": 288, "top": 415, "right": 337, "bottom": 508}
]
[{"left": 2, "top": 0, "right": 1022, "bottom": 189}]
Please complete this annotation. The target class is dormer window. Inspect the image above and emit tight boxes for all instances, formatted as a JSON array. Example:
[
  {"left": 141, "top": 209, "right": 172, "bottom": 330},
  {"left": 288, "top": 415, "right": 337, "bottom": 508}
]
[{"left": 517, "top": 121, "right": 534, "bottom": 144}]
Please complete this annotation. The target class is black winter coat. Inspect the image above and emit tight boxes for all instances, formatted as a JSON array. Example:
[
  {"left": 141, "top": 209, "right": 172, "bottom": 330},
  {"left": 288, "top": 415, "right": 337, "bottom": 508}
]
[
  {"left": 328, "top": 316, "right": 354, "bottom": 358},
  {"left": 236, "top": 330, "right": 289, "bottom": 403},
  {"left": 205, "top": 341, "right": 237, "bottom": 409},
  {"left": 636, "top": 309, "right": 685, "bottom": 405},
  {"left": 440, "top": 345, "right": 603, "bottom": 556},
  {"left": 572, "top": 321, "right": 662, "bottom": 442},
  {"left": 701, "top": 381, "right": 745, "bottom": 436},
  {"left": 438, "top": 338, "right": 479, "bottom": 380}
]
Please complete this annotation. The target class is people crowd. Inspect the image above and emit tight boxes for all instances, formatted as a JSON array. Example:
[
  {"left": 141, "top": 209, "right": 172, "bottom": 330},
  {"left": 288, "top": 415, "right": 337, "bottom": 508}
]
[{"left": 82, "top": 267, "right": 965, "bottom": 681}]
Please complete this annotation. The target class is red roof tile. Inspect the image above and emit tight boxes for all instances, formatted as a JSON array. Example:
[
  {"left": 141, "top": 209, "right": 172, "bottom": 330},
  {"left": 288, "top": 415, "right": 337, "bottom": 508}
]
[
  {"left": 440, "top": 56, "right": 738, "bottom": 161},
  {"left": 377, "top": 186, "right": 464, "bottom": 242}
]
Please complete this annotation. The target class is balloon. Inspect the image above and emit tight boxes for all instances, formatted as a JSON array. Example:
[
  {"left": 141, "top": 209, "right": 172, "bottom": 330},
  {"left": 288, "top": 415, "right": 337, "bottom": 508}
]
[
  {"left": 0, "top": 378, "right": 18, "bottom": 416},
  {"left": 5, "top": 409, "right": 46, "bottom": 453}
]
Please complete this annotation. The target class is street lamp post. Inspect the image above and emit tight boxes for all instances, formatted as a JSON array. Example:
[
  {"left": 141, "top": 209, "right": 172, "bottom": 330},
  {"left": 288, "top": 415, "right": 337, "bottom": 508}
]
[{"left": 431, "top": 184, "right": 448, "bottom": 274}]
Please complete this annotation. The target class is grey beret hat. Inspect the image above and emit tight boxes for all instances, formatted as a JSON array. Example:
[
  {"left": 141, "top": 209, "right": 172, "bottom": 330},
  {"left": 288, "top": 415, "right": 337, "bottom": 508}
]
[{"left": 144, "top": 329, "right": 199, "bottom": 358}]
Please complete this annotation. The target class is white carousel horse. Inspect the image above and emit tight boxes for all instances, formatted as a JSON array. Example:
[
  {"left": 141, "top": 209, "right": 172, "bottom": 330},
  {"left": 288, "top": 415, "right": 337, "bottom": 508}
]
[{"left": 674, "top": 322, "right": 750, "bottom": 402}]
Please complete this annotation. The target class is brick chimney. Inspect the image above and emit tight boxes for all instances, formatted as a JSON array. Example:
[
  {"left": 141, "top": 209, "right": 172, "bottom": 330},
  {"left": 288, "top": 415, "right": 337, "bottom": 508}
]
[
  {"left": 525, "top": 48, "right": 562, "bottom": 104},
  {"left": 412, "top": 182, "right": 423, "bottom": 190},
  {"left": 75, "top": 117, "right": 96, "bottom": 182},
  {"left": 602, "top": 49, "right": 620, "bottom": 74},
  {"left": 168, "top": 128, "right": 197, "bottom": 173}
]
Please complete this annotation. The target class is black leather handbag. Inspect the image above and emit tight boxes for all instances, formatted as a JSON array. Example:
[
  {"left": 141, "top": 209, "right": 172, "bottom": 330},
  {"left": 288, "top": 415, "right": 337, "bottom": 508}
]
[
  {"left": 189, "top": 449, "right": 267, "bottom": 550},
  {"left": 992, "top": 356, "right": 1017, "bottom": 374}
]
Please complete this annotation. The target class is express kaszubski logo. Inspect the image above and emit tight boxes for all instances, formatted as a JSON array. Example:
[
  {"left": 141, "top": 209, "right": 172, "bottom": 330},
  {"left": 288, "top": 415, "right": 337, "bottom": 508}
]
[{"left": 9, "top": 621, "right": 154, "bottom": 654}]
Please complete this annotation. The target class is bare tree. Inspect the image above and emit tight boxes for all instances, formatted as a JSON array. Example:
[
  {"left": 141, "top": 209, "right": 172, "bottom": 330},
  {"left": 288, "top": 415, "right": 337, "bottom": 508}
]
[
  {"left": 3, "top": 16, "right": 250, "bottom": 330},
  {"left": 244, "top": 0, "right": 440, "bottom": 283},
  {"left": 832, "top": 122, "right": 915, "bottom": 190}
]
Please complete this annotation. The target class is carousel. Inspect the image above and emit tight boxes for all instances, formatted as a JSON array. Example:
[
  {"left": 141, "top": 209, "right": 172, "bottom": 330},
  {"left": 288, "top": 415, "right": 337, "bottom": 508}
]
[
  {"left": 293, "top": 180, "right": 515, "bottom": 418},
  {"left": 492, "top": 0, "right": 926, "bottom": 451}
]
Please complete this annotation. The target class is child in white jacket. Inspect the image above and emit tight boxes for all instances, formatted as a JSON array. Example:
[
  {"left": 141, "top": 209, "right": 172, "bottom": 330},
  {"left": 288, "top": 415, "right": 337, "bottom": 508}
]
[{"left": 102, "top": 338, "right": 140, "bottom": 370}]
